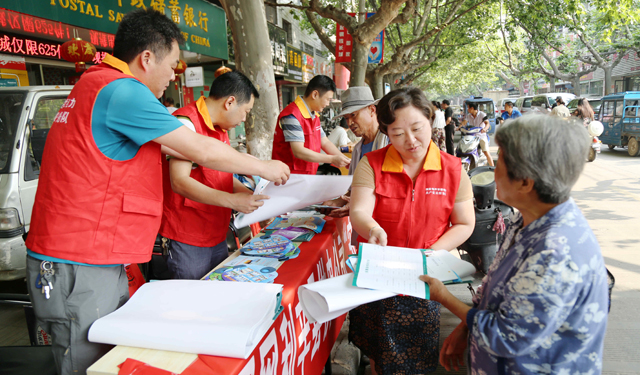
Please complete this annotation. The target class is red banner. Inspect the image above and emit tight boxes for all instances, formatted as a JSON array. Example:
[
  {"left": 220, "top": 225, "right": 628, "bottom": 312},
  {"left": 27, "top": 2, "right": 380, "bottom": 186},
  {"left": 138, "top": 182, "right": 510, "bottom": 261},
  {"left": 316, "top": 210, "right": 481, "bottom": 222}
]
[{"left": 335, "top": 22, "right": 353, "bottom": 63}]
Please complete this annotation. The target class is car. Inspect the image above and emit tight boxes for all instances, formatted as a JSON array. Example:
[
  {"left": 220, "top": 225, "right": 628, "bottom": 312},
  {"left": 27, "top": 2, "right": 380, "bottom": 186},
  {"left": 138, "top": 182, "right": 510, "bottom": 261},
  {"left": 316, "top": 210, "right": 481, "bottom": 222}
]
[
  {"left": 515, "top": 96, "right": 534, "bottom": 115},
  {"left": 566, "top": 97, "right": 602, "bottom": 118},
  {"left": 0, "top": 86, "right": 73, "bottom": 280},
  {"left": 598, "top": 91, "right": 640, "bottom": 156},
  {"left": 530, "top": 92, "right": 577, "bottom": 114}
]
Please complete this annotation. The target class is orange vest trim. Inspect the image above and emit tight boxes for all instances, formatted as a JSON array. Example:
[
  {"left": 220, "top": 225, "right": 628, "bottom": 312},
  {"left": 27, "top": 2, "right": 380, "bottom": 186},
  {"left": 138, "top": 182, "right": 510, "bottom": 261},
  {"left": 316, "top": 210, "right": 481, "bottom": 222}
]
[
  {"left": 272, "top": 97, "right": 322, "bottom": 175},
  {"left": 356, "top": 143, "right": 461, "bottom": 249},
  {"left": 159, "top": 98, "right": 234, "bottom": 247},
  {"left": 26, "top": 58, "right": 163, "bottom": 264}
]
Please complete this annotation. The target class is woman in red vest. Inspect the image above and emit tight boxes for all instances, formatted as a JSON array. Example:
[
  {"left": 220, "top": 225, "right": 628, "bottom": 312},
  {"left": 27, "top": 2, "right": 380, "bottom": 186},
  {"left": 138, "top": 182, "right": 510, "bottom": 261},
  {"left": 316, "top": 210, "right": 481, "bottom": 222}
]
[{"left": 349, "top": 87, "right": 476, "bottom": 374}]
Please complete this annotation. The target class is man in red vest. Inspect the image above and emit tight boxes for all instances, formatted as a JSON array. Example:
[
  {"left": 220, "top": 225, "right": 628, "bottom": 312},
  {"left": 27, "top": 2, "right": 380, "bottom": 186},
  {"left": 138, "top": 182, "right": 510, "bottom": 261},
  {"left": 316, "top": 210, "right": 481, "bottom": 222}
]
[
  {"left": 24, "top": 9, "right": 289, "bottom": 375},
  {"left": 160, "top": 71, "right": 267, "bottom": 279},
  {"left": 272, "top": 75, "right": 350, "bottom": 174}
]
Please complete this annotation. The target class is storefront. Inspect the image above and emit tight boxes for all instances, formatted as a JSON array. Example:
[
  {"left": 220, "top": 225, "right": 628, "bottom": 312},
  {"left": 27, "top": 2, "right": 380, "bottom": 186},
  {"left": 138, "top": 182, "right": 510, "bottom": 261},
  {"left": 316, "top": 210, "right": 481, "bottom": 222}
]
[{"left": 0, "top": 1, "right": 228, "bottom": 107}]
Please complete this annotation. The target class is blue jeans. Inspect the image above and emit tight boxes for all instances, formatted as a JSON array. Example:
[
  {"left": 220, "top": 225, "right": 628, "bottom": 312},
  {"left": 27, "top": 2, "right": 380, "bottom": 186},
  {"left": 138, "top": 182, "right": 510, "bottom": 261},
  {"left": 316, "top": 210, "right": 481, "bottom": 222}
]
[{"left": 166, "top": 239, "right": 229, "bottom": 279}]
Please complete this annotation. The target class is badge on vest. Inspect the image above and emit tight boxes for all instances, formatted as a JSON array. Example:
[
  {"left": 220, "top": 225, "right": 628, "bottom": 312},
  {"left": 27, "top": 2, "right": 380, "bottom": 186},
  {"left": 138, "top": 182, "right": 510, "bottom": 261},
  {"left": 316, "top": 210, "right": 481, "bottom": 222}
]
[{"left": 425, "top": 188, "right": 447, "bottom": 196}]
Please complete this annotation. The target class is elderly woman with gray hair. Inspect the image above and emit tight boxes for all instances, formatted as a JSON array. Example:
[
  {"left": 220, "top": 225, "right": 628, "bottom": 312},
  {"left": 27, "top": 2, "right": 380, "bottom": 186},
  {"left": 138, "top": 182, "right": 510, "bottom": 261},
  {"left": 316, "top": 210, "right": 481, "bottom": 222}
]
[{"left": 421, "top": 115, "right": 609, "bottom": 374}]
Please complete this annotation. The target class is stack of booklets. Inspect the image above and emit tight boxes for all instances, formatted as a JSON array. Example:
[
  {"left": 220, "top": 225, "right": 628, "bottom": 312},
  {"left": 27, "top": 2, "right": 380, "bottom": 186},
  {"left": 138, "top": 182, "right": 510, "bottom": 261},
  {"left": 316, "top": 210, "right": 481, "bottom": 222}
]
[
  {"left": 298, "top": 243, "right": 477, "bottom": 323},
  {"left": 88, "top": 280, "right": 284, "bottom": 358}
]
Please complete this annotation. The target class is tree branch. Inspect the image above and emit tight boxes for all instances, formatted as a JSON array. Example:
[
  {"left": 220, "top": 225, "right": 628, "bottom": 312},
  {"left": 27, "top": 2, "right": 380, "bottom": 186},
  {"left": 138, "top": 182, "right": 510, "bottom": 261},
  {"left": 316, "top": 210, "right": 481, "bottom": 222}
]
[{"left": 304, "top": 9, "right": 336, "bottom": 54}]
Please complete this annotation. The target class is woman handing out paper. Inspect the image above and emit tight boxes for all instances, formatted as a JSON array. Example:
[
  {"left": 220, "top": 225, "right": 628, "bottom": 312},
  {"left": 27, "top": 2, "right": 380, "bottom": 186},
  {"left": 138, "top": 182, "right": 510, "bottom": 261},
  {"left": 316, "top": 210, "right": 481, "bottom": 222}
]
[{"left": 348, "top": 87, "right": 475, "bottom": 375}]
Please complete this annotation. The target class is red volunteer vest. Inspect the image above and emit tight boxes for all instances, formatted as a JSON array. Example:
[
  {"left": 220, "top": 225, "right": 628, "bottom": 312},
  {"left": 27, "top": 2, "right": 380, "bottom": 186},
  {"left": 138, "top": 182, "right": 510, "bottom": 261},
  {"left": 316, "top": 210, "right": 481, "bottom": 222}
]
[
  {"left": 357, "top": 144, "right": 461, "bottom": 249},
  {"left": 159, "top": 100, "right": 233, "bottom": 247},
  {"left": 26, "top": 59, "right": 163, "bottom": 264},
  {"left": 272, "top": 99, "right": 322, "bottom": 174}
]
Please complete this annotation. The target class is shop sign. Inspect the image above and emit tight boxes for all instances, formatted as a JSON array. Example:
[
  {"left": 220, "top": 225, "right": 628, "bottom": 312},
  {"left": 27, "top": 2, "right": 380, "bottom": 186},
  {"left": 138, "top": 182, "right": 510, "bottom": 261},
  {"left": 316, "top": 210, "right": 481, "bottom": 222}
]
[
  {"left": 302, "top": 53, "right": 315, "bottom": 83},
  {"left": 0, "top": 78, "right": 17, "bottom": 87},
  {"left": 0, "top": 8, "right": 114, "bottom": 50},
  {"left": 268, "top": 22, "right": 287, "bottom": 76},
  {"left": 0, "top": 31, "right": 109, "bottom": 63},
  {"left": 184, "top": 66, "right": 204, "bottom": 87},
  {"left": 316, "top": 59, "right": 332, "bottom": 77},
  {"left": 0, "top": 54, "right": 26, "bottom": 70},
  {"left": 335, "top": 13, "right": 384, "bottom": 64},
  {"left": 285, "top": 44, "right": 302, "bottom": 82},
  {"left": 1, "top": 0, "right": 228, "bottom": 59}
]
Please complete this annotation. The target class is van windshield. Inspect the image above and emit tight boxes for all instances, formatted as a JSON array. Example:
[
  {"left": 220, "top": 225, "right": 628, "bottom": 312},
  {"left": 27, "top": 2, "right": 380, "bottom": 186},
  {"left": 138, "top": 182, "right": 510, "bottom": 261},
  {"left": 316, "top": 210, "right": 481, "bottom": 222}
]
[{"left": 0, "top": 92, "right": 26, "bottom": 173}]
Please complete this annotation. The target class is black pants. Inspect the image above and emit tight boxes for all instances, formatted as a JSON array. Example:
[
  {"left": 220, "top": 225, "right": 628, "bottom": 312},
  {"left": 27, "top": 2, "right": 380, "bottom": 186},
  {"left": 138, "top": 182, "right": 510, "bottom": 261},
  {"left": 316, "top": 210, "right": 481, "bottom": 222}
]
[{"left": 445, "top": 124, "right": 455, "bottom": 155}]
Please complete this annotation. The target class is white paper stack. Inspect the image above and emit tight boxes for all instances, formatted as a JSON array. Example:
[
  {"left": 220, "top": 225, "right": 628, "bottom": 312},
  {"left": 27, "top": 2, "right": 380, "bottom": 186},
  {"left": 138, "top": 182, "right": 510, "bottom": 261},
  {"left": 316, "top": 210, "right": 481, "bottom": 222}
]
[
  {"left": 88, "top": 280, "right": 283, "bottom": 359},
  {"left": 234, "top": 174, "right": 353, "bottom": 228},
  {"left": 298, "top": 246, "right": 477, "bottom": 324},
  {"left": 298, "top": 273, "right": 396, "bottom": 324}
]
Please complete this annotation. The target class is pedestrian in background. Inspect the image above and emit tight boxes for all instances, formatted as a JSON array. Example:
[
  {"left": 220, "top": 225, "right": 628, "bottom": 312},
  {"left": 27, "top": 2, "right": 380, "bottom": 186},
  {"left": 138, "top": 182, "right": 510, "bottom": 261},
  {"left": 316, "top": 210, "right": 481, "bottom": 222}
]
[
  {"left": 574, "top": 98, "right": 595, "bottom": 126},
  {"left": 431, "top": 101, "right": 447, "bottom": 152},
  {"left": 441, "top": 99, "right": 456, "bottom": 155},
  {"left": 550, "top": 96, "right": 570, "bottom": 117},
  {"left": 327, "top": 117, "right": 352, "bottom": 150}
]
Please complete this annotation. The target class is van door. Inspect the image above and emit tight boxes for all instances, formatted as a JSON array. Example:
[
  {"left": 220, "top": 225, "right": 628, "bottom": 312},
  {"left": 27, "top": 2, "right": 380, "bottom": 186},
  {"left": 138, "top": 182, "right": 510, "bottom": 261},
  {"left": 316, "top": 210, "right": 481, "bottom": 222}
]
[{"left": 18, "top": 92, "right": 67, "bottom": 233}]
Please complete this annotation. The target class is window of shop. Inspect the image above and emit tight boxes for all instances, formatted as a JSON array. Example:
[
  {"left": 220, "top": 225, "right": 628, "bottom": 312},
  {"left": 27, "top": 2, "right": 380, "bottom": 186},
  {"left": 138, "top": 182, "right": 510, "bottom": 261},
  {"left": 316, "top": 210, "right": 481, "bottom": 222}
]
[
  {"left": 580, "top": 83, "right": 589, "bottom": 94},
  {"left": 283, "top": 21, "right": 293, "bottom": 44},
  {"left": 265, "top": 5, "right": 278, "bottom": 25},
  {"left": 590, "top": 81, "right": 603, "bottom": 96},
  {"left": 301, "top": 42, "right": 314, "bottom": 56},
  {"left": 630, "top": 77, "right": 640, "bottom": 91},
  {"left": 615, "top": 80, "right": 624, "bottom": 93}
]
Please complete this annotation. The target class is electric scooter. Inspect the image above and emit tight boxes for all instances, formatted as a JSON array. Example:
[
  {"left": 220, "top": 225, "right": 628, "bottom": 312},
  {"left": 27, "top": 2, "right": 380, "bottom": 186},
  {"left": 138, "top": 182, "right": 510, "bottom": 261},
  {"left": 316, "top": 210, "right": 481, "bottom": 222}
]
[{"left": 456, "top": 126, "right": 488, "bottom": 172}]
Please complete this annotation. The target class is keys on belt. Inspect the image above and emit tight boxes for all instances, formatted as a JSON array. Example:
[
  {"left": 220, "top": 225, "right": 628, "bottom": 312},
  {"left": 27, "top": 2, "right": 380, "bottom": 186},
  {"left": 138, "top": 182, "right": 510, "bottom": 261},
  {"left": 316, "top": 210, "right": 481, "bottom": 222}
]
[{"left": 39, "top": 261, "right": 55, "bottom": 300}]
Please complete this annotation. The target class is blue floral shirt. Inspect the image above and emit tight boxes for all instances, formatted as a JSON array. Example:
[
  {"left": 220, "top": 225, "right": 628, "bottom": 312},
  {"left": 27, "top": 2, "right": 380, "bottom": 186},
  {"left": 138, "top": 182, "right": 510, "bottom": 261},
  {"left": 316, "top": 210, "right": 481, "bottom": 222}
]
[{"left": 467, "top": 198, "right": 609, "bottom": 375}]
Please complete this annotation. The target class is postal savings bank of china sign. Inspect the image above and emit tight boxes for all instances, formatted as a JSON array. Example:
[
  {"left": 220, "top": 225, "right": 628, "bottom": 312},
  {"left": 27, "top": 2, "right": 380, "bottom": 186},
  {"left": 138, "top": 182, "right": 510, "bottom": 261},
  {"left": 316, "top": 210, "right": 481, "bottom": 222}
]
[{"left": 0, "top": 0, "right": 228, "bottom": 59}]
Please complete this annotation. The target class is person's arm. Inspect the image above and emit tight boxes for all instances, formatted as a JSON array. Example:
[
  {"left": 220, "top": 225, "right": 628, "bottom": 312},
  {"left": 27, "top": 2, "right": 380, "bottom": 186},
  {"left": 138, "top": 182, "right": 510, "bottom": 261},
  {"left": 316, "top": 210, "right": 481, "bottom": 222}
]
[
  {"left": 169, "top": 158, "right": 268, "bottom": 214},
  {"left": 291, "top": 141, "right": 350, "bottom": 167},
  {"left": 349, "top": 185, "right": 387, "bottom": 245},
  {"left": 155, "top": 127, "right": 289, "bottom": 185}
]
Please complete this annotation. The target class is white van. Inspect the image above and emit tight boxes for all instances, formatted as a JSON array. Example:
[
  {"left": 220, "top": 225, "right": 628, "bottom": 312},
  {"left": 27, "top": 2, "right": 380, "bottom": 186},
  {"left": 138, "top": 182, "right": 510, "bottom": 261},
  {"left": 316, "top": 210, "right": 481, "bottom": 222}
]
[{"left": 0, "top": 86, "right": 72, "bottom": 280}]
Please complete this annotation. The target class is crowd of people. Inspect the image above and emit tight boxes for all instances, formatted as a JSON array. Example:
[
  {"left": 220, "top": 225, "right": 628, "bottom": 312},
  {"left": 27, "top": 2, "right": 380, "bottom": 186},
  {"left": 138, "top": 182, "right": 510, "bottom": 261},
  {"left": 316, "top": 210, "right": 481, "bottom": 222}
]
[{"left": 24, "top": 8, "right": 609, "bottom": 375}]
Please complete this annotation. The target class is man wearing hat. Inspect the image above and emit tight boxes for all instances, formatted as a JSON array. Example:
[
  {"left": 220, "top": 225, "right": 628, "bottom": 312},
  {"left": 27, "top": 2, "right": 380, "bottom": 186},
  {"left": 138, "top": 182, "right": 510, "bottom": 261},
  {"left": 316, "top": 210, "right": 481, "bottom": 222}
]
[
  {"left": 321, "top": 86, "right": 389, "bottom": 219},
  {"left": 272, "top": 75, "right": 350, "bottom": 175}
]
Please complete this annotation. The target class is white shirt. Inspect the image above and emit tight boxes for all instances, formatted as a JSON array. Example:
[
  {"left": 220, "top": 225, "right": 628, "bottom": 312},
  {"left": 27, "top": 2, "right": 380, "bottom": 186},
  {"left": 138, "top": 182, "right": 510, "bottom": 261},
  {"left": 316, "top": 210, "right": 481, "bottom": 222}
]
[
  {"left": 166, "top": 106, "right": 178, "bottom": 114},
  {"left": 433, "top": 109, "right": 446, "bottom": 129},
  {"left": 327, "top": 126, "right": 350, "bottom": 148}
]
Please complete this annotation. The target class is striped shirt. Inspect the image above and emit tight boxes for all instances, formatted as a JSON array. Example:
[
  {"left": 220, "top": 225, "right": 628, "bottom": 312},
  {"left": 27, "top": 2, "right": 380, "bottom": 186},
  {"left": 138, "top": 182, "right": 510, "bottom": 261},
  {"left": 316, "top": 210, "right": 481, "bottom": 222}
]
[{"left": 281, "top": 96, "right": 326, "bottom": 142}]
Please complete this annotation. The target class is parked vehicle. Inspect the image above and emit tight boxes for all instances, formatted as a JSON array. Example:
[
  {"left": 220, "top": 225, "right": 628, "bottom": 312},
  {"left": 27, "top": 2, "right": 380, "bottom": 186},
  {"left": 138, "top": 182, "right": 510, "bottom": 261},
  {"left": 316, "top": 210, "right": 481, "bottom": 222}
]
[
  {"left": 567, "top": 96, "right": 602, "bottom": 118},
  {"left": 456, "top": 126, "right": 488, "bottom": 172},
  {"left": 463, "top": 97, "right": 498, "bottom": 133},
  {"left": 515, "top": 95, "right": 533, "bottom": 115},
  {"left": 0, "top": 86, "right": 73, "bottom": 280},
  {"left": 530, "top": 92, "right": 576, "bottom": 114},
  {"left": 598, "top": 91, "right": 640, "bottom": 156}
]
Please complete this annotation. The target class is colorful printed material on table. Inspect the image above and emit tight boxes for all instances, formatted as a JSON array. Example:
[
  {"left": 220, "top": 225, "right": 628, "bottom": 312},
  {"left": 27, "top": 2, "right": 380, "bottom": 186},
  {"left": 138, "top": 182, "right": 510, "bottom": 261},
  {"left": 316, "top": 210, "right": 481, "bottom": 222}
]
[
  {"left": 272, "top": 226, "right": 309, "bottom": 240},
  {"left": 240, "top": 234, "right": 301, "bottom": 261},
  {"left": 266, "top": 216, "right": 326, "bottom": 233},
  {"left": 204, "top": 264, "right": 278, "bottom": 283}
]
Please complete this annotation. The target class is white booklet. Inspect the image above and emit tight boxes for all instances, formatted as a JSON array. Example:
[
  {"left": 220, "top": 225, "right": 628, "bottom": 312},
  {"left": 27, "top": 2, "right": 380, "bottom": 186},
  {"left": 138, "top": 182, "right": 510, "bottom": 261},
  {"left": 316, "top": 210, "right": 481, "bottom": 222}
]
[
  {"left": 88, "top": 280, "right": 283, "bottom": 359},
  {"left": 234, "top": 174, "right": 353, "bottom": 228},
  {"left": 353, "top": 244, "right": 477, "bottom": 298},
  {"left": 298, "top": 245, "right": 476, "bottom": 323}
]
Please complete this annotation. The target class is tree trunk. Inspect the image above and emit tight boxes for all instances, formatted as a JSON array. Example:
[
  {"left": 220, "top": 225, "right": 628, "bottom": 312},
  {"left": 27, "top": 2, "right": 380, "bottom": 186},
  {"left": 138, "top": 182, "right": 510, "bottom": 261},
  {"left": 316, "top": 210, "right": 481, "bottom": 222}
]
[
  {"left": 603, "top": 66, "right": 613, "bottom": 95},
  {"left": 572, "top": 76, "right": 581, "bottom": 96},
  {"left": 349, "top": 0, "right": 368, "bottom": 87},
  {"left": 370, "top": 72, "right": 384, "bottom": 99},
  {"left": 349, "top": 42, "right": 369, "bottom": 86},
  {"left": 221, "top": 0, "right": 278, "bottom": 160},
  {"left": 549, "top": 76, "right": 555, "bottom": 92}
]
